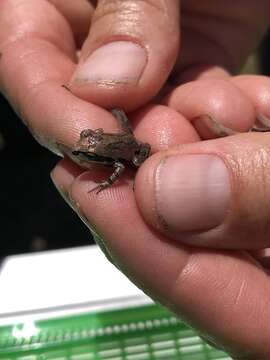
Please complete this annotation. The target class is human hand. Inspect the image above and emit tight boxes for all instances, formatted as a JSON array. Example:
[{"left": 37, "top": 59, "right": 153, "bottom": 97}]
[
  {"left": 1, "top": 0, "right": 270, "bottom": 152},
  {"left": 50, "top": 2, "right": 270, "bottom": 359},
  {"left": 2, "top": 1, "right": 270, "bottom": 359}
]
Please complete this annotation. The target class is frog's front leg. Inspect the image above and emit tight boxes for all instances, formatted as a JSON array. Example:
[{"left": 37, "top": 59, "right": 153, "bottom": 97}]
[{"left": 88, "top": 161, "right": 125, "bottom": 194}]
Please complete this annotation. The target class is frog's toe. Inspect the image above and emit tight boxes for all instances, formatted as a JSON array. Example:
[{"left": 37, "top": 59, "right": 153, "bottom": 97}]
[{"left": 88, "top": 181, "right": 111, "bottom": 194}]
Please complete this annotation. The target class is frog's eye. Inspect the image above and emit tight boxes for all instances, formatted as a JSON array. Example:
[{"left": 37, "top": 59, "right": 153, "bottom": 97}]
[
  {"left": 94, "top": 128, "right": 104, "bottom": 135},
  {"left": 80, "top": 129, "right": 93, "bottom": 138},
  {"left": 90, "top": 128, "right": 104, "bottom": 142}
]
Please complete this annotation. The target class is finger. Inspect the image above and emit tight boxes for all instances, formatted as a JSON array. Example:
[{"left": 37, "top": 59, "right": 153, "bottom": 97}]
[
  {"left": 169, "top": 62, "right": 231, "bottom": 86},
  {"left": 130, "top": 105, "right": 200, "bottom": 152},
  {"left": 0, "top": 0, "right": 118, "bottom": 153},
  {"left": 51, "top": 160, "right": 270, "bottom": 359},
  {"left": 0, "top": 0, "right": 76, "bottom": 59},
  {"left": 178, "top": 1, "right": 270, "bottom": 74},
  {"left": 135, "top": 132, "right": 270, "bottom": 250},
  {"left": 165, "top": 78, "right": 256, "bottom": 139},
  {"left": 47, "top": 0, "right": 94, "bottom": 47},
  {"left": 69, "top": 0, "right": 180, "bottom": 111},
  {"left": 232, "top": 75, "right": 270, "bottom": 130}
]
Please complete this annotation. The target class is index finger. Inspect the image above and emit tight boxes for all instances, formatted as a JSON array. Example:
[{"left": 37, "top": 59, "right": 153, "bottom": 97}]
[{"left": 0, "top": 0, "right": 117, "bottom": 153}]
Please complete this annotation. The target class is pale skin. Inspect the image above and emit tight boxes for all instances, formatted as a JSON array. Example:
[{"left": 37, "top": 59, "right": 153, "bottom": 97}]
[{"left": 2, "top": 1, "right": 270, "bottom": 358}]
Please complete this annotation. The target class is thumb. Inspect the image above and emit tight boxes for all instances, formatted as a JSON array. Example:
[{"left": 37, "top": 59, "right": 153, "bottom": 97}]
[
  {"left": 135, "top": 132, "right": 270, "bottom": 249},
  {"left": 69, "top": 0, "right": 180, "bottom": 110}
]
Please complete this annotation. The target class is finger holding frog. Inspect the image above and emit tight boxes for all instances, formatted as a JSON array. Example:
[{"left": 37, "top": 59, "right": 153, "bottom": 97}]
[
  {"left": 0, "top": 34, "right": 198, "bottom": 162},
  {"left": 67, "top": 106, "right": 200, "bottom": 193}
]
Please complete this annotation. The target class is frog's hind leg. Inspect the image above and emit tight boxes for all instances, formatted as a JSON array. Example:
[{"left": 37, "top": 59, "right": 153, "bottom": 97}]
[
  {"left": 111, "top": 108, "right": 133, "bottom": 134},
  {"left": 251, "top": 114, "right": 270, "bottom": 132},
  {"left": 88, "top": 161, "right": 125, "bottom": 194}
]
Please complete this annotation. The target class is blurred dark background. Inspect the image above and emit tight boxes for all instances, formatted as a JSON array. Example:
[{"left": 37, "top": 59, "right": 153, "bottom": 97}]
[
  {"left": 0, "top": 30, "right": 269, "bottom": 257},
  {"left": 261, "top": 29, "right": 270, "bottom": 76},
  {"left": 0, "top": 94, "right": 94, "bottom": 257}
]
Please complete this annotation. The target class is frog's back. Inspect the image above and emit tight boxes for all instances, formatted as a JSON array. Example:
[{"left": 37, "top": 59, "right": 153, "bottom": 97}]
[{"left": 97, "top": 133, "right": 139, "bottom": 162}]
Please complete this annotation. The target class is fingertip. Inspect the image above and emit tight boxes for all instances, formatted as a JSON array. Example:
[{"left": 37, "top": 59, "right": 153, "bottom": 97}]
[
  {"left": 50, "top": 158, "right": 84, "bottom": 194},
  {"left": 68, "top": 1, "right": 180, "bottom": 109},
  {"left": 232, "top": 75, "right": 270, "bottom": 121},
  {"left": 131, "top": 104, "right": 200, "bottom": 152},
  {"left": 135, "top": 132, "right": 270, "bottom": 249},
  {"left": 166, "top": 78, "right": 256, "bottom": 134}
]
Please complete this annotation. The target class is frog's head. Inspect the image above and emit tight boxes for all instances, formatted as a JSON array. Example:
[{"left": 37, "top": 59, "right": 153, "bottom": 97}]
[
  {"left": 73, "top": 128, "right": 104, "bottom": 152},
  {"left": 132, "top": 142, "right": 151, "bottom": 167}
]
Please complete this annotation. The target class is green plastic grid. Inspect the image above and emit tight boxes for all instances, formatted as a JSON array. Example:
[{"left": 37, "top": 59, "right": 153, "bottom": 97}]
[{"left": 0, "top": 303, "right": 231, "bottom": 360}]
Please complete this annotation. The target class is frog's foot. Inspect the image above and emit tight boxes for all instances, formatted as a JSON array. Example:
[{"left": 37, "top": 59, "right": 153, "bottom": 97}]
[
  {"left": 111, "top": 108, "right": 133, "bottom": 134},
  {"left": 88, "top": 180, "right": 112, "bottom": 194},
  {"left": 88, "top": 161, "right": 125, "bottom": 194}
]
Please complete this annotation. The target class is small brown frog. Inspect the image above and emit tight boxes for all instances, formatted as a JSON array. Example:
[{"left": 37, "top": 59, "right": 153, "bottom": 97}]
[{"left": 72, "top": 108, "right": 151, "bottom": 193}]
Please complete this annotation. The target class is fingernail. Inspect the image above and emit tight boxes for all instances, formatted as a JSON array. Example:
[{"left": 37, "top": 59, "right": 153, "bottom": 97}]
[
  {"left": 192, "top": 115, "right": 236, "bottom": 139},
  {"left": 156, "top": 154, "right": 231, "bottom": 232},
  {"left": 254, "top": 113, "right": 270, "bottom": 131},
  {"left": 71, "top": 41, "right": 147, "bottom": 86}
]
